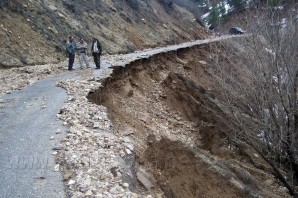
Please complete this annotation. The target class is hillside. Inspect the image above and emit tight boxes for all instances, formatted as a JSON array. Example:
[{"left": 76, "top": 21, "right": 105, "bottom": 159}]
[
  {"left": 0, "top": 0, "right": 297, "bottom": 197},
  {"left": 0, "top": 0, "right": 208, "bottom": 67}
]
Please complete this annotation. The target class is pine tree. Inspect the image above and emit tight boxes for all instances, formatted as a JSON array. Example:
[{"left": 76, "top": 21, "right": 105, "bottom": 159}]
[{"left": 207, "top": 2, "right": 226, "bottom": 30}]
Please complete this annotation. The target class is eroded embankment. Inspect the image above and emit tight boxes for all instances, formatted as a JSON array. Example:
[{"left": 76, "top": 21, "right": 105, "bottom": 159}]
[
  {"left": 89, "top": 45, "right": 228, "bottom": 154},
  {"left": 88, "top": 44, "right": 288, "bottom": 197}
]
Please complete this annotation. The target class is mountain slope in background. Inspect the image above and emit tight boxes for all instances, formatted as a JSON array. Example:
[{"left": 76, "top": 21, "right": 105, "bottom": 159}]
[{"left": 0, "top": 0, "right": 209, "bottom": 67}]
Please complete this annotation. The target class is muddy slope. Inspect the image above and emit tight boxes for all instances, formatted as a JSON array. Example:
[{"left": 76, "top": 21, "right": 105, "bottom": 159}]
[{"left": 88, "top": 41, "right": 290, "bottom": 197}]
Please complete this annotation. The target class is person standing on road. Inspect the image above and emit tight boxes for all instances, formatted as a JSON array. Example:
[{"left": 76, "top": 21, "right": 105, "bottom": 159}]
[
  {"left": 76, "top": 38, "right": 90, "bottom": 69},
  {"left": 67, "top": 36, "right": 75, "bottom": 71},
  {"left": 91, "top": 37, "right": 102, "bottom": 69}
]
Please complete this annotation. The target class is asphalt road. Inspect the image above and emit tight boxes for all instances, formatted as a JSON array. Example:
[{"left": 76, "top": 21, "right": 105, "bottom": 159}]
[
  {"left": 0, "top": 58, "right": 112, "bottom": 198},
  {"left": 0, "top": 53, "right": 116, "bottom": 197},
  {"left": 0, "top": 75, "right": 75, "bottom": 198}
]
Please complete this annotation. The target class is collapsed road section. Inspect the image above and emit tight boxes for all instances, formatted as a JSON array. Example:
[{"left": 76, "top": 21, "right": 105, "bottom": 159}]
[{"left": 57, "top": 36, "right": 290, "bottom": 197}]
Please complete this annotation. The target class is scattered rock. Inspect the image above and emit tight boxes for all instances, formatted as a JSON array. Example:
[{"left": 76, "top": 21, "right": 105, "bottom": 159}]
[
  {"left": 68, "top": 179, "right": 75, "bottom": 185},
  {"left": 136, "top": 168, "right": 156, "bottom": 190},
  {"left": 123, "top": 137, "right": 131, "bottom": 143},
  {"left": 57, "top": 12, "right": 66, "bottom": 20},
  {"left": 54, "top": 164, "right": 60, "bottom": 172},
  {"left": 52, "top": 146, "right": 61, "bottom": 150},
  {"left": 48, "top": 5, "right": 58, "bottom": 12},
  {"left": 56, "top": 129, "right": 62, "bottom": 134},
  {"left": 124, "top": 143, "right": 134, "bottom": 151},
  {"left": 64, "top": 173, "right": 72, "bottom": 181},
  {"left": 109, "top": 187, "right": 117, "bottom": 194},
  {"left": 122, "top": 183, "right": 129, "bottom": 188},
  {"left": 85, "top": 189, "right": 93, "bottom": 196},
  {"left": 125, "top": 148, "right": 132, "bottom": 155},
  {"left": 93, "top": 122, "right": 100, "bottom": 128},
  {"left": 199, "top": 60, "right": 207, "bottom": 65},
  {"left": 47, "top": 26, "right": 58, "bottom": 34}
]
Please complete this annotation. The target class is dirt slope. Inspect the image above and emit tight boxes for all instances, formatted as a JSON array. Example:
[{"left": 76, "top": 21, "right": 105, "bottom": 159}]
[
  {"left": 0, "top": 0, "right": 209, "bottom": 67},
  {"left": 88, "top": 38, "right": 291, "bottom": 197}
]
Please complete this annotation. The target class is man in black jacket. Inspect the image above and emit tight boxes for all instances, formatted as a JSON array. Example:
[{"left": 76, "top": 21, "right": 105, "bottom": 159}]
[{"left": 91, "top": 38, "right": 102, "bottom": 69}]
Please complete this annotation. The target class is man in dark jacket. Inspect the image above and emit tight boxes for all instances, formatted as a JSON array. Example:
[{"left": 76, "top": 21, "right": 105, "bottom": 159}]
[
  {"left": 91, "top": 38, "right": 102, "bottom": 69},
  {"left": 66, "top": 36, "right": 75, "bottom": 71}
]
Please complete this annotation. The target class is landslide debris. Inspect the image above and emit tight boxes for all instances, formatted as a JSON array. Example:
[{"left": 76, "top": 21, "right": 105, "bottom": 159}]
[
  {"left": 88, "top": 40, "right": 291, "bottom": 197},
  {"left": 0, "top": 62, "right": 66, "bottom": 96}
]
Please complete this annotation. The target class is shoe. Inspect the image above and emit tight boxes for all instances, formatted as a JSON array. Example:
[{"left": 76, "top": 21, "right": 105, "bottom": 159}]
[
  {"left": 68, "top": 68, "right": 74, "bottom": 71},
  {"left": 96, "top": 67, "right": 100, "bottom": 69},
  {"left": 80, "top": 67, "right": 83, "bottom": 70}
]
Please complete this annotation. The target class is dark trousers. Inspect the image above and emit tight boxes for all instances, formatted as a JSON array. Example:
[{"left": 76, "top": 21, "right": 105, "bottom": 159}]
[
  {"left": 68, "top": 53, "right": 75, "bottom": 70},
  {"left": 93, "top": 53, "right": 100, "bottom": 68}
]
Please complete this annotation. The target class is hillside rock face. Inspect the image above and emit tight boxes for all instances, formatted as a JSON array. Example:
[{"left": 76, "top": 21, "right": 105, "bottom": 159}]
[{"left": 0, "top": 0, "right": 208, "bottom": 67}]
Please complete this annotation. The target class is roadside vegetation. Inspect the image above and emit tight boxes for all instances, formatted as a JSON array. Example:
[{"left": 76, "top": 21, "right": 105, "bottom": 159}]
[{"left": 205, "top": 2, "right": 298, "bottom": 196}]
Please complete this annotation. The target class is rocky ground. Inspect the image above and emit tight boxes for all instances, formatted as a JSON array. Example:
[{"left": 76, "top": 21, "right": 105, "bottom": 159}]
[
  {"left": 0, "top": 0, "right": 209, "bottom": 67},
  {"left": 0, "top": 36, "right": 293, "bottom": 198}
]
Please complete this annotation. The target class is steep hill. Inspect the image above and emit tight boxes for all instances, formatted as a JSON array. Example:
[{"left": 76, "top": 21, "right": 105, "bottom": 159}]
[{"left": 0, "top": 0, "right": 209, "bottom": 67}]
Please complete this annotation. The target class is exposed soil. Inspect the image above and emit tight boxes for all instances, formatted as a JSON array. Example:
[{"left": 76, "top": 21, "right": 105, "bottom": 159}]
[
  {"left": 88, "top": 40, "right": 290, "bottom": 197},
  {"left": 90, "top": 44, "right": 231, "bottom": 156},
  {"left": 144, "top": 136, "right": 247, "bottom": 198}
]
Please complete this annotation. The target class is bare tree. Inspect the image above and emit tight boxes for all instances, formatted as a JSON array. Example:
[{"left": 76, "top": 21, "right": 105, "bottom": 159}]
[{"left": 206, "top": 4, "right": 298, "bottom": 197}]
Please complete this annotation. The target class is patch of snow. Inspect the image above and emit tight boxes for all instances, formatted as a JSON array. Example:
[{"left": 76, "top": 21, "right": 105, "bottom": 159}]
[
  {"left": 224, "top": 1, "right": 231, "bottom": 14},
  {"left": 202, "top": 12, "right": 210, "bottom": 19}
]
